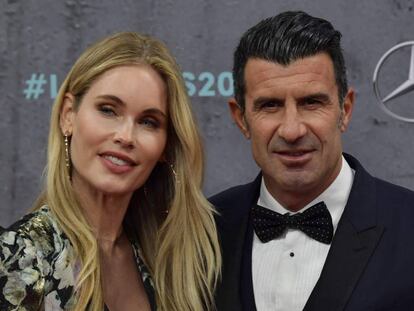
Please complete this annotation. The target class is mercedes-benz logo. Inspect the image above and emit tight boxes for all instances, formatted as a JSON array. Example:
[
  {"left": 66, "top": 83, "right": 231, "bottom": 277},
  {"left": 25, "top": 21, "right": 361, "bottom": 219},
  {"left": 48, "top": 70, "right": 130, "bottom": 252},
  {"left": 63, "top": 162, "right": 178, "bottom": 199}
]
[{"left": 373, "top": 41, "right": 414, "bottom": 122}]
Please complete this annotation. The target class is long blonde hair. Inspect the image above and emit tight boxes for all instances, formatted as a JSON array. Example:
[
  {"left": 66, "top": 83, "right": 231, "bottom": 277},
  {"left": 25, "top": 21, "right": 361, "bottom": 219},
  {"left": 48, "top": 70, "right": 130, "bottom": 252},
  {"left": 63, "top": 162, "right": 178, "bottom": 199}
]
[{"left": 34, "top": 32, "right": 221, "bottom": 310}]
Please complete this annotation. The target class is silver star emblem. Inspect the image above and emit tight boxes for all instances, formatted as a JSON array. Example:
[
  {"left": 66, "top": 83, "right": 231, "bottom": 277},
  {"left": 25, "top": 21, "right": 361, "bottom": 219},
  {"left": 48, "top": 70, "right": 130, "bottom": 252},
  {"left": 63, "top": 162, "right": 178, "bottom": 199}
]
[{"left": 373, "top": 41, "right": 414, "bottom": 122}]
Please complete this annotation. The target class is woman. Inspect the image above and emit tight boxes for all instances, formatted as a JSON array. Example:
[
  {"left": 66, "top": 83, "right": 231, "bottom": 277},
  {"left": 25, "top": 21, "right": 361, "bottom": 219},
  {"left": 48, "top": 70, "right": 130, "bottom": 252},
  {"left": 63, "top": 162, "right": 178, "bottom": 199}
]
[{"left": 0, "top": 32, "right": 221, "bottom": 310}]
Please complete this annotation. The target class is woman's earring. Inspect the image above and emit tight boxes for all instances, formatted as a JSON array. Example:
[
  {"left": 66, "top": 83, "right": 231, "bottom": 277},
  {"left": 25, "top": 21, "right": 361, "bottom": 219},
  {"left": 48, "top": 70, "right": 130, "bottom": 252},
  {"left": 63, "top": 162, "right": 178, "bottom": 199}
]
[
  {"left": 169, "top": 163, "right": 180, "bottom": 184},
  {"left": 64, "top": 133, "right": 71, "bottom": 171}
]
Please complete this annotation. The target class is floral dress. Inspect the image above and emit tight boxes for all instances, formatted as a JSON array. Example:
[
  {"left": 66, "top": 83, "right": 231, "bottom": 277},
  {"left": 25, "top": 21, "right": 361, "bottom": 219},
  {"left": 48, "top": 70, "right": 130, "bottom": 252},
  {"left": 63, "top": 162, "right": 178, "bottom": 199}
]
[{"left": 0, "top": 206, "right": 156, "bottom": 311}]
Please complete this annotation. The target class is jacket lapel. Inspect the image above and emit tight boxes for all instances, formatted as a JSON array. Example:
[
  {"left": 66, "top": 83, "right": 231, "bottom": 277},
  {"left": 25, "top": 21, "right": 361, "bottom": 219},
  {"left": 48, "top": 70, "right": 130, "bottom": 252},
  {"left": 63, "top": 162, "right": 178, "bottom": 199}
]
[
  {"left": 214, "top": 175, "right": 261, "bottom": 311},
  {"left": 304, "top": 154, "right": 385, "bottom": 311}
]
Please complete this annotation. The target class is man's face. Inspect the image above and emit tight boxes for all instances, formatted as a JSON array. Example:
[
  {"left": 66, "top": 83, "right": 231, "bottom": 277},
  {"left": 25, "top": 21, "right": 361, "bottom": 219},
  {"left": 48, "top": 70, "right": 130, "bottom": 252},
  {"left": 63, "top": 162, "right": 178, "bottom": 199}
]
[{"left": 229, "top": 53, "right": 354, "bottom": 209}]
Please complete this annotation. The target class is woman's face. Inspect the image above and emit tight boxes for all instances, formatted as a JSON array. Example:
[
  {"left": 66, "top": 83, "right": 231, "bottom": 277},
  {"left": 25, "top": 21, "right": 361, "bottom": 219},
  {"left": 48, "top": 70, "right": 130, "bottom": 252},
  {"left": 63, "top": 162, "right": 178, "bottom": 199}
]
[{"left": 61, "top": 65, "right": 168, "bottom": 196}]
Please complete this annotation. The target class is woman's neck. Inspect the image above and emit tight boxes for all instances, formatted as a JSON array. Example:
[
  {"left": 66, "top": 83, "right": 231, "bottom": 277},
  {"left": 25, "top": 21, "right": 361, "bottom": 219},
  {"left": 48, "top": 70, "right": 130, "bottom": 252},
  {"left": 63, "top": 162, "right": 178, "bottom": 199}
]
[{"left": 72, "top": 176, "right": 133, "bottom": 245}]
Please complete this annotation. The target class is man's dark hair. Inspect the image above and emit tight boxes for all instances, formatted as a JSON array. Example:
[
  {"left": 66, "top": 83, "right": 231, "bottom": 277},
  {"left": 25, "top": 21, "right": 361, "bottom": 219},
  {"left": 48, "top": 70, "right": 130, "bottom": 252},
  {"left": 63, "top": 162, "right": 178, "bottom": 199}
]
[{"left": 233, "top": 11, "right": 348, "bottom": 111}]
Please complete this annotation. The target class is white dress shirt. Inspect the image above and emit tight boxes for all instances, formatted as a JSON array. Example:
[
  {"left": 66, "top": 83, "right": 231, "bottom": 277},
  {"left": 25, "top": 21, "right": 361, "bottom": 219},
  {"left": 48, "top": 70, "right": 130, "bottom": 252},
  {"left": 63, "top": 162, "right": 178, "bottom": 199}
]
[{"left": 252, "top": 156, "right": 354, "bottom": 311}]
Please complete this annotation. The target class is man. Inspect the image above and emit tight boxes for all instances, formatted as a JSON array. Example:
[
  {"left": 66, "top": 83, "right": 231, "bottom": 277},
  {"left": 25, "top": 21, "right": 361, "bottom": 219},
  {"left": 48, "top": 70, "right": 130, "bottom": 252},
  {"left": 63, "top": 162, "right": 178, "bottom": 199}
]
[{"left": 211, "top": 11, "right": 414, "bottom": 311}]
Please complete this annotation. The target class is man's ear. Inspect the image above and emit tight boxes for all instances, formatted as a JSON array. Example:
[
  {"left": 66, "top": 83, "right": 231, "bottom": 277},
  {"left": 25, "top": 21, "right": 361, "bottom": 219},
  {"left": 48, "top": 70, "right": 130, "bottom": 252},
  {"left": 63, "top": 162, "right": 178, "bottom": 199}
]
[
  {"left": 228, "top": 98, "right": 250, "bottom": 139},
  {"left": 60, "top": 93, "right": 76, "bottom": 135},
  {"left": 339, "top": 88, "right": 355, "bottom": 132}
]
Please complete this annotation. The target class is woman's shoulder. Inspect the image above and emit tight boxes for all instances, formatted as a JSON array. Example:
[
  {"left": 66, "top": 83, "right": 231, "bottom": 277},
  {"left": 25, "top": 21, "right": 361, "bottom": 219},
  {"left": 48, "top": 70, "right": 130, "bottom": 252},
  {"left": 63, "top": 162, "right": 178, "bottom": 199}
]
[
  {"left": 1, "top": 206, "right": 67, "bottom": 257},
  {"left": 6, "top": 205, "right": 58, "bottom": 232},
  {"left": 0, "top": 205, "right": 74, "bottom": 270},
  {"left": 0, "top": 206, "right": 77, "bottom": 310}
]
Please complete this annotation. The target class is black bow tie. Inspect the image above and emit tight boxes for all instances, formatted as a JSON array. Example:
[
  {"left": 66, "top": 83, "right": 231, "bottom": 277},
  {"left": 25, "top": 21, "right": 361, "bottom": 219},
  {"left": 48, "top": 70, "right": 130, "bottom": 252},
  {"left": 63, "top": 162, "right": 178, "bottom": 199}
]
[{"left": 252, "top": 201, "right": 333, "bottom": 244}]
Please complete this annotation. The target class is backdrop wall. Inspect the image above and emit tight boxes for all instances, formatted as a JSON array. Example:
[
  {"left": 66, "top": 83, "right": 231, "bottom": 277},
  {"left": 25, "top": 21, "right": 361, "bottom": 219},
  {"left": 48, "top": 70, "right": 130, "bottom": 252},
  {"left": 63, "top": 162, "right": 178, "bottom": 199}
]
[{"left": 1, "top": 0, "right": 414, "bottom": 226}]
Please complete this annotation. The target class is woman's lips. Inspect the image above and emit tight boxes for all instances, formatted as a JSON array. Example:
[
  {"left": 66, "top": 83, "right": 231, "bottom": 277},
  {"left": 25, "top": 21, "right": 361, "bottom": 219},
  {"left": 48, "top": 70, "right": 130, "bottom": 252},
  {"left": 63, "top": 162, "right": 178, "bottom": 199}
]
[{"left": 99, "top": 153, "right": 137, "bottom": 174}]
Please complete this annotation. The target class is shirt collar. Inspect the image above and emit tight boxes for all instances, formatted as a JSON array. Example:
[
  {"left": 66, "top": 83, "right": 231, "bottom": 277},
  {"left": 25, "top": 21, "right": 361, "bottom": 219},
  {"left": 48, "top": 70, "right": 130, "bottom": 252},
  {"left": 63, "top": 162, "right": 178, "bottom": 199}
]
[{"left": 258, "top": 156, "right": 355, "bottom": 232}]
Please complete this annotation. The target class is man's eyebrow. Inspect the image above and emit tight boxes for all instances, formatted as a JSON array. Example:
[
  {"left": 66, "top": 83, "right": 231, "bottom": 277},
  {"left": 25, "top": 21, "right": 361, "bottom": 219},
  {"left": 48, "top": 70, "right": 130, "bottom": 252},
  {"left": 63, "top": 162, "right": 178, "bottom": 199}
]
[{"left": 299, "top": 93, "right": 331, "bottom": 102}]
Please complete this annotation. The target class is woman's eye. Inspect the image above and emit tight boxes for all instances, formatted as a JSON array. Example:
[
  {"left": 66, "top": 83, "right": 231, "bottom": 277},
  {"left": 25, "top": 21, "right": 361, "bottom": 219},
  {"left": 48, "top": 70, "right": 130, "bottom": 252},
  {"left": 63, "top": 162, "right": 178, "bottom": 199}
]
[
  {"left": 140, "top": 118, "right": 159, "bottom": 129},
  {"left": 98, "top": 105, "right": 116, "bottom": 116}
]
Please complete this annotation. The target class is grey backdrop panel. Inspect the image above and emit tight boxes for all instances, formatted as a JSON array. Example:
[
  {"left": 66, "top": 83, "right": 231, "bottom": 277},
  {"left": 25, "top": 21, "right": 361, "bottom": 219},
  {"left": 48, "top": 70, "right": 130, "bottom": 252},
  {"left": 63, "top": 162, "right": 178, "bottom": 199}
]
[{"left": 1, "top": 0, "right": 414, "bottom": 226}]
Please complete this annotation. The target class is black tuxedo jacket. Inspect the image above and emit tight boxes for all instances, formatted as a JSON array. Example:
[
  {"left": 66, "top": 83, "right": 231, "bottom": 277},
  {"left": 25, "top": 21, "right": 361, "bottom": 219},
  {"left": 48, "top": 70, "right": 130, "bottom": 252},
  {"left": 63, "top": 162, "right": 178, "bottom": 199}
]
[{"left": 210, "top": 154, "right": 414, "bottom": 311}]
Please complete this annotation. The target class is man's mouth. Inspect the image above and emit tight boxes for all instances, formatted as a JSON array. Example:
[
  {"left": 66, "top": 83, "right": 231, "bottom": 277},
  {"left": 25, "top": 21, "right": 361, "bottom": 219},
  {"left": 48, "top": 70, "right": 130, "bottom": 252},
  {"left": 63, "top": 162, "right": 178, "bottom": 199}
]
[
  {"left": 273, "top": 149, "right": 315, "bottom": 165},
  {"left": 277, "top": 150, "right": 310, "bottom": 156}
]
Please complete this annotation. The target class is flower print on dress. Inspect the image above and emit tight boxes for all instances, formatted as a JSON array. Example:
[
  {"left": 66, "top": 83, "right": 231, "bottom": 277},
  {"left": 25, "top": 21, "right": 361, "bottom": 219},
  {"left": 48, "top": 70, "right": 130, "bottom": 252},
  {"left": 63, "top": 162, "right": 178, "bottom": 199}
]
[{"left": 0, "top": 206, "right": 156, "bottom": 310}]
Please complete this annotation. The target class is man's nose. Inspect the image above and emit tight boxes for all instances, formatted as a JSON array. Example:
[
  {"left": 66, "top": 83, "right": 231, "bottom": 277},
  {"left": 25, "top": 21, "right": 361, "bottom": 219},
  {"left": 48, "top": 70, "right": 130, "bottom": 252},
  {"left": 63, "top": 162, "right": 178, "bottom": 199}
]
[{"left": 277, "top": 105, "right": 307, "bottom": 143}]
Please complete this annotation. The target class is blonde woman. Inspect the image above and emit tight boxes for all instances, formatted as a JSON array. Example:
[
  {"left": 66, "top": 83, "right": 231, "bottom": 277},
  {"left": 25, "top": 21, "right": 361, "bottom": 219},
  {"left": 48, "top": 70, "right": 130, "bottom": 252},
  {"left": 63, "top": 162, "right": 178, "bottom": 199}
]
[{"left": 0, "top": 32, "right": 221, "bottom": 311}]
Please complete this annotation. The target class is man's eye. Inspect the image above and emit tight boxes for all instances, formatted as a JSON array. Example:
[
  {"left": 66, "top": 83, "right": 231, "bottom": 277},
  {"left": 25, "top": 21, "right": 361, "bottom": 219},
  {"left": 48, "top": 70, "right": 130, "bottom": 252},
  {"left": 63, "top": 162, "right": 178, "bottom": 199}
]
[
  {"left": 261, "top": 101, "right": 282, "bottom": 109},
  {"left": 303, "top": 98, "right": 322, "bottom": 106}
]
